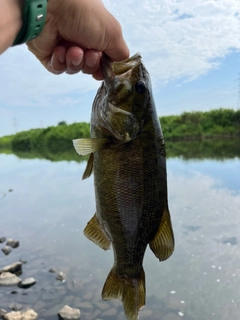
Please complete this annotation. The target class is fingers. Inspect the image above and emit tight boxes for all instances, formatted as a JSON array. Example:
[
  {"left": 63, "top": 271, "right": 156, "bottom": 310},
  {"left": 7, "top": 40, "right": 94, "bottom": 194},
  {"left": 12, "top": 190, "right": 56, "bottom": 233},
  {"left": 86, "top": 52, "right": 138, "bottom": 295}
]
[
  {"left": 65, "top": 46, "right": 84, "bottom": 74},
  {"left": 47, "top": 46, "right": 84, "bottom": 74},
  {"left": 47, "top": 47, "right": 103, "bottom": 78},
  {"left": 47, "top": 46, "right": 67, "bottom": 74},
  {"left": 81, "top": 50, "right": 101, "bottom": 75}
]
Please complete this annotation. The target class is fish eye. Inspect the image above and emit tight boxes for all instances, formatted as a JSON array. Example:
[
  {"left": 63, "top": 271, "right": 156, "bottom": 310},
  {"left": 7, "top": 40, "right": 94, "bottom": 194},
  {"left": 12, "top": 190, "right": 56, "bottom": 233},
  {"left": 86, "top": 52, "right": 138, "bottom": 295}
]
[{"left": 135, "top": 80, "right": 146, "bottom": 94}]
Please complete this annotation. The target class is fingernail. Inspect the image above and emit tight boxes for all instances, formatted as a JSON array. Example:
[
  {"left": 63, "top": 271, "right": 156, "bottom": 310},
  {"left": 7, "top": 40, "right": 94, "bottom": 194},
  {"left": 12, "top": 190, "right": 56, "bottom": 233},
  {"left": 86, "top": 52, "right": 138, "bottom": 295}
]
[{"left": 72, "top": 57, "right": 81, "bottom": 67}]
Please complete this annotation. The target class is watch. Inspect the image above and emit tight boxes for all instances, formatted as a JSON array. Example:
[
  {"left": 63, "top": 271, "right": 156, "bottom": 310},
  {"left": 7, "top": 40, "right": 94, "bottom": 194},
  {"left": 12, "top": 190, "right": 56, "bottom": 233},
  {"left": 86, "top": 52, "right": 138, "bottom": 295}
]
[{"left": 12, "top": 0, "right": 48, "bottom": 46}]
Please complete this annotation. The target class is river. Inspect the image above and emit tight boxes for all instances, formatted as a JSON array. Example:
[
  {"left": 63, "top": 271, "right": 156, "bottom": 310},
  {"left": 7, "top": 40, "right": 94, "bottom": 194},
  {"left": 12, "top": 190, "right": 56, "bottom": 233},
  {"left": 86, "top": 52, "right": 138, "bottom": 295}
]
[{"left": 0, "top": 140, "right": 239, "bottom": 320}]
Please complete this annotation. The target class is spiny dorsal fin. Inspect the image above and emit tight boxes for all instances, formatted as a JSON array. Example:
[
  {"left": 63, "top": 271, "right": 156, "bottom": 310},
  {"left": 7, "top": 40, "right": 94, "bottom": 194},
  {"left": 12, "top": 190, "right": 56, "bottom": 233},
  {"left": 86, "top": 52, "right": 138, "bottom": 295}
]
[
  {"left": 82, "top": 153, "right": 94, "bottom": 180},
  {"left": 149, "top": 206, "right": 174, "bottom": 261},
  {"left": 73, "top": 138, "right": 109, "bottom": 156},
  {"left": 102, "top": 267, "right": 145, "bottom": 320},
  {"left": 84, "top": 214, "right": 111, "bottom": 251}
]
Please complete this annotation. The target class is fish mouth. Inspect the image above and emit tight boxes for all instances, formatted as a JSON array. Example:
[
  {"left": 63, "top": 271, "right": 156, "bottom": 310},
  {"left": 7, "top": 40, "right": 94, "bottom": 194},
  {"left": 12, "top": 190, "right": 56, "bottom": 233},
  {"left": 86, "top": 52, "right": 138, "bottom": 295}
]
[{"left": 101, "top": 53, "right": 142, "bottom": 81}]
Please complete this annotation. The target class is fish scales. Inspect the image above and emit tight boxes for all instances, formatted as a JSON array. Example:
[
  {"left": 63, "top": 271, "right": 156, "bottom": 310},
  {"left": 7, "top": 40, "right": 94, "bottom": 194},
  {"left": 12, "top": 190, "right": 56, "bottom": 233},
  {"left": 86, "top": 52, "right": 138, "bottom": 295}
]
[
  {"left": 95, "top": 141, "right": 161, "bottom": 276},
  {"left": 73, "top": 53, "right": 174, "bottom": 320}
]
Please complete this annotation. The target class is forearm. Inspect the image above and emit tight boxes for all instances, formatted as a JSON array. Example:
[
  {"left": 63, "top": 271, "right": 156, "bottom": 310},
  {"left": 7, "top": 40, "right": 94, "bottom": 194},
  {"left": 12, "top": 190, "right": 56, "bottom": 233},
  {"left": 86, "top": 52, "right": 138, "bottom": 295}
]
[{"left": 0, "top": 0, "right": 23, "bottom": 53}]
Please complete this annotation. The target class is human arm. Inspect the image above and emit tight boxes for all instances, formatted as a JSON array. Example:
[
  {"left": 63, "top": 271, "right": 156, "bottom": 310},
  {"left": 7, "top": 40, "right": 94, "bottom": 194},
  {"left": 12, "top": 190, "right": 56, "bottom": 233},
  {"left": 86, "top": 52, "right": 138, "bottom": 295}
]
[
  {"left": 1, "top": 0, "right": 129, "bottom": 79},
  {"left": 0, "top": 0, "right": 23, "bottom": 53}
]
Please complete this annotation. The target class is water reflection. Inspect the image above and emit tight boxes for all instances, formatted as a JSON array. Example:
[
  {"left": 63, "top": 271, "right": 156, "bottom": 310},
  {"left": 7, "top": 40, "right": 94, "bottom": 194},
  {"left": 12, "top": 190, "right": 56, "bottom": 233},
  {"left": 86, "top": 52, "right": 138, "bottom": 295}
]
[
  {"left": 1, "top": 138, "right": 239, "bottom": 162},
  {"left": 0, "top": 140, "right": 239, "bottom": 320}
]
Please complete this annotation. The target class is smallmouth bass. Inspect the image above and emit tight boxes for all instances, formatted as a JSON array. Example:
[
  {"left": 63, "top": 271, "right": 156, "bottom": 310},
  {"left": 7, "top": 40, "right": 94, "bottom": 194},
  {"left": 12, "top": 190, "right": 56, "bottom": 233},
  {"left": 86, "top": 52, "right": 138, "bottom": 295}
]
[{"left": 73, "top": 53, "right": 174, "bottom": 320}]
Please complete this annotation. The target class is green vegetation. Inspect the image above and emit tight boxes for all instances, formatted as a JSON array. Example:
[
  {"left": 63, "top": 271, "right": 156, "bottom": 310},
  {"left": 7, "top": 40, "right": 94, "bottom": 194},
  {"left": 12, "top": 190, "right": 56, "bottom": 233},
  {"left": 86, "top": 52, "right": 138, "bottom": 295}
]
[
  {"left": 8, "top": 122, "right": 90, "bottom": 152},
  {"left": 166, "top": 138, "right": 240, "bottom": 160},
  {"left": 0, "top": 109, "right": 239, "bottom": 158},
  {"left": 10, "top": 148, "right": 88, "bottom": 163},
  {"left": 2, "top": 139, "right": 239, "bottom": 162},
  {"left": 0, "top": 135, "right": 14, "bottom": 149},
  {"left": 161, "top": 108, "right": 240, "bottom": 140}
]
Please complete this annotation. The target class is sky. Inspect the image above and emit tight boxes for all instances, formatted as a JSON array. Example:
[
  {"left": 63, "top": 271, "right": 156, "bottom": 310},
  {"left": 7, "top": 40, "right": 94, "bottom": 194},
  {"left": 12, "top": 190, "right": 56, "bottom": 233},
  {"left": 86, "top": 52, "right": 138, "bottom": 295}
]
[{"left": 0, "top": 0, "right": 240, "bottom": 136}]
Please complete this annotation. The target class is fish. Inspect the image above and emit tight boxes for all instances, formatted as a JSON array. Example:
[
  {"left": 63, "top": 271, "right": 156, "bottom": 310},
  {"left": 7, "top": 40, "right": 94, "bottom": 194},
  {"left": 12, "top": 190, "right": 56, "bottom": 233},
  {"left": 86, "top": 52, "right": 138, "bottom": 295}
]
[{"left": 73, "top": 53, "right": 174, "bottom": 320}]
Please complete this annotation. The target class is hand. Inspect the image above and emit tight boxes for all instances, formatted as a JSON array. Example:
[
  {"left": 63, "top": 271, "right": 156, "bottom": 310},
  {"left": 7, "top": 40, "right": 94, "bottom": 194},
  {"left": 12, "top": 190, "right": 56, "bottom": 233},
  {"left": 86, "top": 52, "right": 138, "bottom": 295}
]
[{"left": 27, "top": 0, "right": 129, "bottom": 79}]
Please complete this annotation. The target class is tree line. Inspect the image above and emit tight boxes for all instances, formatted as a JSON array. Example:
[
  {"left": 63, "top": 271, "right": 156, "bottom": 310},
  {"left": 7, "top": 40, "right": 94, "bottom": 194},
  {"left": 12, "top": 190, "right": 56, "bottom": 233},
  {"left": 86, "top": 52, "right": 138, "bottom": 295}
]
[{"left": 0, "top": 108, "right": 239, "bottom": 152}]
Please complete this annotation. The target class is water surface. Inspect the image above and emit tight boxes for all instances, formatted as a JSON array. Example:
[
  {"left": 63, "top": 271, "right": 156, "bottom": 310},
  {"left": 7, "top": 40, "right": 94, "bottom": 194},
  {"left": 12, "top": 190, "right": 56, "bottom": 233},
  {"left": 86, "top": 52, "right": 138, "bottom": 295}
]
[{"left": 0, "top": 141, "right": 239, "bottom": 320}]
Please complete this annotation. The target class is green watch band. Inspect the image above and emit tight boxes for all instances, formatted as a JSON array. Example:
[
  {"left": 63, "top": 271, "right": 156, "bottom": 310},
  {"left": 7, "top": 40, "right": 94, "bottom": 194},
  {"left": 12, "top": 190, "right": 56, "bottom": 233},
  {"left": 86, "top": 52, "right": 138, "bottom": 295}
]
[{"left": 12, "top": 0, "right": 48, "bottom": 46}]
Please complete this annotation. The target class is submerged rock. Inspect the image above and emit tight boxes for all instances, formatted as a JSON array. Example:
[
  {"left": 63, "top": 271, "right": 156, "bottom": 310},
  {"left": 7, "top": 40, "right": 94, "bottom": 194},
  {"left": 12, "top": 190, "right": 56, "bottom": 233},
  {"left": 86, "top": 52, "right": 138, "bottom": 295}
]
[
  {"left": 11, "top": 291, "right": 18, "bottom": 295},
  {"left": 101, "top": 308, "right": 117, "bottom": 317},
  {"left": 18, "top": 277, "right": 36, "bottom": 289},
  {"left": 58, "top": 305, "right": 81, "bottom": 320},
  {"left": 78, "top": 302, "right": 92, "bottom": 310},
  {"left": 3, "top": 309, "right": 38, "bottom": 320},
  {"left": 0, "top": 237, "right": 6, "bottom": 243},
  {"left": 49, "top": 268, "right": 57, "bottom": 273},
  {"left": 0, "top": 272, "right": 21, "bottom": 286},
  {"left": 0, "top": 262, "right": 22, "bottom": 275},
  {"left": 1, "top": 246, "right": 12, "bottom": 256},
  {"left": 19, "top": 259, "right": 27, "bottom": 265},
  {"left": 6, "top": 239, "right": 19, "bottom": 249}
]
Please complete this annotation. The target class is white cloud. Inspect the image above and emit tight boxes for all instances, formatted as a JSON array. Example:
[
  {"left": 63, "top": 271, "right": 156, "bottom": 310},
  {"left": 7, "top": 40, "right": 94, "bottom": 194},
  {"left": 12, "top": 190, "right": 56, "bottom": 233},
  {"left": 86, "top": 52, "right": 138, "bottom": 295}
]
[
  {"left": 0, "top": 0, "right": 239, "bottom": 107},
  {"left": 0, "top": 45, "right": 99, "bottom": 108},
  {"left": 106, "top": 0, "right": 240, "bottom": 84}
]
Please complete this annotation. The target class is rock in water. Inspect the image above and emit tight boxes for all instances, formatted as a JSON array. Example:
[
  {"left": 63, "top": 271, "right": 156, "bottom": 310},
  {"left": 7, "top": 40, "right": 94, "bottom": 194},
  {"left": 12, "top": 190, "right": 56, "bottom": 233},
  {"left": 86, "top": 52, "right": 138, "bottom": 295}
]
[
  {"left": 18, "top": 277, "right": 36, "bottom": 289},
  {"left": 1, "top": 246, "right": 11, "bottom": 255},
  {"left": 58, "top": 305, "right": 81, "bottom": 320},
  {"left": 56, "top": 272, "right": 66, "bottom": 281},
  {"left": 3, "top": 309, "right": 38, "bottom": 320},
  {"left": 0, "top": 262, "right": 22, "bottom": 275},
  {"left": 0, "top": 237, "right": 6, "bottom": 243},
  {"left": 0, "top": 309, "right": 7, "bottom": 317},
  {"left": 6, "top": 239, "right": 19, "bottom": 248},
  {"left": 0, "top": 272, "right": 21, "bottom": 286}
]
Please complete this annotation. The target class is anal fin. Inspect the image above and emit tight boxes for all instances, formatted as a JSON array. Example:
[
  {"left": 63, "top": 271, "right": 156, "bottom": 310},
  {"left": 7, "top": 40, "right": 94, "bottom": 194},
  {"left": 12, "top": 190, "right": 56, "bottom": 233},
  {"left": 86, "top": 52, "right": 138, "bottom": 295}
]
[
  {"left": 84, "top": 214, "right": 111, "bottom": 251},
  {"left": 150, "top": 206, "right": 174, "bottom": 261}
]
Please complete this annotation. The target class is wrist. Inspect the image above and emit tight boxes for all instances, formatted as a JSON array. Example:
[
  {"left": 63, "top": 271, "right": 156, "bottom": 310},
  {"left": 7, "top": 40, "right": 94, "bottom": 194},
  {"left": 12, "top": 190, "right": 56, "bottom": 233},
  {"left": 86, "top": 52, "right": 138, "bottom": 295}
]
[
  {"left": 12, "top": 0, "right": 48, "bottom": 46},
  {"left": 0, "top": 0, "right": 24, "bottom": 53}
]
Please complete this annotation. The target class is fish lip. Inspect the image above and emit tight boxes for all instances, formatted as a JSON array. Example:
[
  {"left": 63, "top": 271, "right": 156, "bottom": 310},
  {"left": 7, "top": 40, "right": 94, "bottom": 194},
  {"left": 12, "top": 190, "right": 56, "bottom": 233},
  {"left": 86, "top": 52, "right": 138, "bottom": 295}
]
[
  {"left": 101, "top": 53, "right": 114, "bottom": 81},
  {"left": 113, "top": 52, "right": 142, "bottom": 65},
  {"left": 101, "top": 53, "right": 142, "bottom": 81}
]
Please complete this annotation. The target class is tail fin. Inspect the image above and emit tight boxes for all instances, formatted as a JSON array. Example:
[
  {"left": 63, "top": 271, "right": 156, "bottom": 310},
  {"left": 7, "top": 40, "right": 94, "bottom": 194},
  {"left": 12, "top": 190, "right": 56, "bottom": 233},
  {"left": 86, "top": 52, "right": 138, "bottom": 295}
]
[{"left": 102, "top": 267, "right": 145, "bottom": 320}]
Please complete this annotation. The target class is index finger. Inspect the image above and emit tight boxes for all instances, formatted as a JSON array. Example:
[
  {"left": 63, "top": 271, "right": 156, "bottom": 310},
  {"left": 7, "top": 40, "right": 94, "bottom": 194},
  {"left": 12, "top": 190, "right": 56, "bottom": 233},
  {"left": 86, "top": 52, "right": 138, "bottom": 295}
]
[{"left": 102, "top": 18, "right": 129, "bottom": 62}]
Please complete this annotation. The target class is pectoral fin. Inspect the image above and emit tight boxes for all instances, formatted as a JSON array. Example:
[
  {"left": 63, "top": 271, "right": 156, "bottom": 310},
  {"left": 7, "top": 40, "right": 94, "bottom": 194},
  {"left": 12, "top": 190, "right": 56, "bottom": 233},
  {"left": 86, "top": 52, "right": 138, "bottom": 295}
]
[
  {"left": 150, "top": 207, "right": 174, "bottom": 261},
  {"left": 73, "top": 138, "right": 109, "bottom": 156},
  {"left": 84, "top": 214, "right": 111, "bottom": 251},
  {"left": 82, "top": 153, "right": 94, "bottom": 180}
]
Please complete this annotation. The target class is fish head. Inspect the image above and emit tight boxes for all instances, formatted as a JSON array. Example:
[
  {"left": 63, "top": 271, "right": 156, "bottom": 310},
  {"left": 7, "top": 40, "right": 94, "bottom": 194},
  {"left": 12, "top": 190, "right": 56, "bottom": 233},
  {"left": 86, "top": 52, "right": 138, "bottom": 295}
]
[{"left": 95, "top": 53, "right": 151, "bottom": 143}]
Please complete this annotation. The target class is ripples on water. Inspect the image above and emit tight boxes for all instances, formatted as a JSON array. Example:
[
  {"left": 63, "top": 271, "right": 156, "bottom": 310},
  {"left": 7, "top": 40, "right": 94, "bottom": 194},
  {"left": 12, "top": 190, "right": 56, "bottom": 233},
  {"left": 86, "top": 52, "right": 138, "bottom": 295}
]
[{"left": 0, "top": 141, "right": 239, "bottom": 320}]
